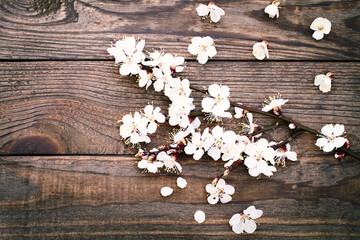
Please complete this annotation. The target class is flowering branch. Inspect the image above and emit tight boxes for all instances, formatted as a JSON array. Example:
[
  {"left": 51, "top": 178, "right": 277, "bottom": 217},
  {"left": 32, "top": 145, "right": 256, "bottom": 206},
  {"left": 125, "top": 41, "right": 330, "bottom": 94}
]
[
  {"left": 189, "top": 85, "right": 359, "bottom": 161},
  {"left": 108, "top": 36, "right": 358, "bottom": 212}
]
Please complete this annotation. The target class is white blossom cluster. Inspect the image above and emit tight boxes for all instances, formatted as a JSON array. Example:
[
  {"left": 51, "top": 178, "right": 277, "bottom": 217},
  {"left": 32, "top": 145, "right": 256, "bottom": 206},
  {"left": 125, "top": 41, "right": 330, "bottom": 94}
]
[
  {"left": 119, "top": 104, "right": 165, "bottom": 144},
  {"left": 107, "top": 37, "right": 299, "bottom": 200},
  {"left": 137, "top": 148, "right": 183, "bottom": 174}
]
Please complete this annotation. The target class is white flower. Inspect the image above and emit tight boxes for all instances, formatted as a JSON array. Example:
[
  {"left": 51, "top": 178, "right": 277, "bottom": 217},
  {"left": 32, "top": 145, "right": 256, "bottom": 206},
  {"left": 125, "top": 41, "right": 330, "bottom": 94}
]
[
  {"left": 196, "top": 2, "right": 225, "bottom": 23},
  {"left": 143, "top": 105, "right": 165, "bottom": 134},
  {"left": 185, "top": 128, "right": 214, "bottom": 160},
  {"left": 234, "top": 105, "right": 244, "bottom": 119},
  {"left": 244, "top": 139, "right": 276, "bottom": 177},
  {"left": 177, "top": 177, "right": 187, "bottom": 189},
  {"left": 229, "top": 206, "right": 263, "bottom": 234},
  {"left": 138, "top": 158, "right": 164, "bottom": 173},
  {"left": 314, "top": 72, "right": 333, "bottom": 93},
  {"left": 142, "top": 50, "right": 162, "bottom": 67},
  {"left": 138, "top": 70, "right": 152, "bottom": 89},
  {"left": 188, "top": 36, "right": 217, "bottom": 64},
  {"left": 143, "top": 52, "right": 185, "bottom": 73},
  {"left": 157, "top": 152, "right": 182, "bottom": 173},
  {"left": 207, "top": 126, "right": 237, "bottom": 161},
  {"left": 160, "top": 187, "right": 173, "bottom": 197},
  {"left": 316, "top": 124, "right": 347, "bottom": 152},
  {"left": 202, "top": 84, "right": 232, "bottom": 119},
  {"left": 161, "top": 53, "right": 185, "bottom": 72},
  {"left": 253, "top": 40, "right": 269, "bottom": 60},
  {"left": 194, "top": 210, "right": 206, "bottom": 223},
  {"left": 311, "top": 17, "right": 331, "bottom": 40},
  {"left": 220, "top": 136, "right": 246, "bottom": 162},
  {"left": 168, "top": 100, "right": 194, "bottom": 128},
  {"left": 173, "top": 117, "right": 201, "bottom": 144},
  {"left": 274, "top": 143, "right": 297, "bottom": 165},
  {"left": 107, "top": 37, "right": 145, "bottom": 76},
  {"left": 119, "top": 112, "right": 150, "bottom": 144},
  {"left": 243, "top": 112, "right": 260, "bottom": 135},
  {"left": 205, "top": 179, "right": 235, "bottom": 204},
  {"left": 264, "top": 1, "right": 280, "bottom": 18},
  {"left": 262, "top": 95, "right": 288, "bottom": 115},
  {"left": 153, "top": 67, "right": 176, "bottom": 92},
  {"left": 165, "top": 78, "right": 192, "bottom": 101}
]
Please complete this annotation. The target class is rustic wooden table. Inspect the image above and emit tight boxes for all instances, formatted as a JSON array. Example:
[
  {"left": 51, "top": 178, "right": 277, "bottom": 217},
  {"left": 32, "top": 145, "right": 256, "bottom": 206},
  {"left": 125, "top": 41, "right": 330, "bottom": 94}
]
[{"left": 1, "top": 0, "right": 360, "bottom": 239}]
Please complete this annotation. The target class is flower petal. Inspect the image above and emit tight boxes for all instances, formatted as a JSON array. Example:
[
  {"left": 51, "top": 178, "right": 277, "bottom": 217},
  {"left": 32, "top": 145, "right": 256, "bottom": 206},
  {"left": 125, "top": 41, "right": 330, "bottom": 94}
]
[
  {"left": 177, "top": 177, "right": 188, "bottom": 189},
  {"left": 194, "top": 210, "right": 206, "bottom": 223},
  {"left": 223, "top": 184, "right": 235, "bottom": 195},
  {"left": 193, "top": 148, "right": 205, "bottom": 160},
  {"left": 202, "top": 97, "right": 215, "bottom": 112},
  {"left": 333, "top": 124, "right": 345, "bottom": 136},
  {"left": 160, "top": 186, "right": 173, "bottom": 197},
  {"left": 147, "top": 121, "right": 157, "bottom": 134},
  {"left": 196, "top": 4, "right": 210, "bottom": 16},
  {"left": 184, "top": 143, "right": 197, "bottom": 155},
  {"left": 206, "top": 45, "right": 217, "bottom": 58},
  {"left": 208, "top": 84, "right": 221, "bottom": 97},
  {"left": 249, "top": 167, "right": 260, "bottom": 177},
  {"left": 244, "top": 219, "right": 257, "bottom": 233},
  {"left": 316, "top": 137, "right": 328, "bottom": 147},
  {"left": 312, "top": 30, "right": 324, "bottom": 40},
  {"left": 208, "top": 146, "right": 221, "bottom": 160},
  {"left": 210, "top": 9, "right": 221, "bottom": 22},
  {"left": 203, "top": 36, "right": 214, "bottom": 46},
  {"left": 188, "top": 44, "right": 200, "bottom": 55},
  {"left": 197, "top": 50, "right": 209, "bottom": 64},
  {"left": 334, "top": 137, "right": 346, "bottom": 148},
  {"left": 245, "top": 156, "right": 257, "bottom": 168},
  {"left": 229, "top": 213, "right": 241, "bottom": 226},
  {"left": 257, "top": 160, "right": 269, "bottom": 174},
  {"left": 220, "top": 193, "right": 232, "bottom": 203},
  {"left": 232, "top": 221, "right": 245, "bottom": 234},
  {"left": 249, "top": 209, "right": 263, "bottom": 219},
  {"left": 207, "top": 194, "right": 219, "bottom": 204},
  {"left": 323, "top": 142, "right": 335, "bottom": 152},
  {"left": 205, "top": 184, "right": 217, "bottom": 194}
]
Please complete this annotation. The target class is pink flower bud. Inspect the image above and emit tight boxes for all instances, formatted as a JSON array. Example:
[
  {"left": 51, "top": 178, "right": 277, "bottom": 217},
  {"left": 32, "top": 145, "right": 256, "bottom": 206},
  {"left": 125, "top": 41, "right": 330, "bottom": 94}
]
[
  {"left": 158, "top": 145, "right": 169, "bottom": 151},
  {"left": 211, "top": 177, "right": 219, "bottom": 186}
]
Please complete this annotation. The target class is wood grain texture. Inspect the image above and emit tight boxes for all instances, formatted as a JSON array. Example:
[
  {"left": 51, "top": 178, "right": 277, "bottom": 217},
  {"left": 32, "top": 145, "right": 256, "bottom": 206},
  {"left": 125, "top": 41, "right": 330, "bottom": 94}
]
[
  {"left": 0, "top": 61, "right": 359, "bottom": 156},
  {"left": 0, "top": 0, "right": 359, "bottom": 60},
  {"left": 0, "top": 155, "right": 360, "bottom": 239}
]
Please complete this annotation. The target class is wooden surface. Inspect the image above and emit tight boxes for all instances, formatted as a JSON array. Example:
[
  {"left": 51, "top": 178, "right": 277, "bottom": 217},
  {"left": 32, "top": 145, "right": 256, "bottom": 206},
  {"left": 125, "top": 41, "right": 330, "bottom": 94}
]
[
  {"left": 0, "top": 0, "right": 360, "bottom": 239},
  {"left": 0, "top": 0, "right": 359, "bottom": 60}
]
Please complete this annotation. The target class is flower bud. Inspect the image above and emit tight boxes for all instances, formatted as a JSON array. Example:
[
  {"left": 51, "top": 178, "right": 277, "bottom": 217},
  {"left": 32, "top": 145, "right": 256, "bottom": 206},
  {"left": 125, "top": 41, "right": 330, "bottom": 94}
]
[
  {"left": 168, "top": 149, "right": 179, "bottom": 154},
  {"left": 211, "top": 177, "right": 219, "bottom": 186},
  {"left": 158, "top": 145, "right": 169, "bottom": 151},
  {"left": 177, "top": 138, "right": 187, "bottom": 148},
  {"left": 289, "top": 123, "right": 296, "bottom": 129},
  {"left": 223, "top": 168, "right": 231, "bottom": 177},
  {"left": 335, "top": 150, "right": 345, "bottom": 160},
  {"left": 135, "top": 150, "right": 147, "bottom": 158},
  {"left": 147, "top": 154, "right": 156, "bottom": 162},
  {"left": 344, "top": 139, "right": 350, "bottom": 149},
  {"left": 326, "top": 72, "right": 334, "bottom": 79}
]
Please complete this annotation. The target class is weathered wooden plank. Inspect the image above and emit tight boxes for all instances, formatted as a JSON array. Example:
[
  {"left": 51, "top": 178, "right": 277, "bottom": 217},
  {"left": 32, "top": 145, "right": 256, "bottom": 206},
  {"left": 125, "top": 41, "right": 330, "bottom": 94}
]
[
  {"left": 0, "top": 61, "right": 359, "bottom": 156},
  {"left": 0, "top": 155, "right": 359, "bottom": 239},
  {"left": 0, "top": 0, "right": 359, "bottom": 60}
]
